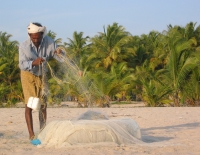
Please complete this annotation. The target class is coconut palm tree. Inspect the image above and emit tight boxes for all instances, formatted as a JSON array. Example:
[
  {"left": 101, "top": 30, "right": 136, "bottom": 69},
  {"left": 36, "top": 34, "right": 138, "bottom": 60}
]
[
  {"left": 47, "top": 30, "right": 62, "bottom": 45},
  {"left": 162, "top": 26, "right": 200, "bottom": 106},
  {"left": 181, "top": 65, "right": 200, "bottom": 106},
  {"left": 88, "top": 22, "right": 132, "bottom": 71},
  {"left": 0, "top": 32, "right": 21, "bottom": 104},
  {"left": 64, "top": 31, "right": 89, "bottom": 70}
]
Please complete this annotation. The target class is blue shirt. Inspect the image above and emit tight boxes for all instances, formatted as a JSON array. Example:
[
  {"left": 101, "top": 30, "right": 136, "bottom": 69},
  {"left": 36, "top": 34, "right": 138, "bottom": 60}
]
[{"left": 19, "top": 35, "right": 62, "bottom": 76}]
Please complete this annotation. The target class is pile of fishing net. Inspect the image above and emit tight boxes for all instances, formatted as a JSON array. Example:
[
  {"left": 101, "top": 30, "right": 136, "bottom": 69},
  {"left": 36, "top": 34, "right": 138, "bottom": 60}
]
[{"left": 37, "top": 110, "right": 142, "bottom": 148}]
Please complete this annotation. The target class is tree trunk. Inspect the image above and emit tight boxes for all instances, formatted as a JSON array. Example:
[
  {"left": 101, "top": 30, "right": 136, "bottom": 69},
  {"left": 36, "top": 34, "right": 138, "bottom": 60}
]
[{"left": 174, "top": 92, "right": 179, "bottom": 107}]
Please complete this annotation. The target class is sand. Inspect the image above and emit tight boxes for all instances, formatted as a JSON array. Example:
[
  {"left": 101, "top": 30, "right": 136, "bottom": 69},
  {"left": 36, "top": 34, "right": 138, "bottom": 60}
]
[{"left": 0, "top": 103, "right": 200, "bottom": 155}]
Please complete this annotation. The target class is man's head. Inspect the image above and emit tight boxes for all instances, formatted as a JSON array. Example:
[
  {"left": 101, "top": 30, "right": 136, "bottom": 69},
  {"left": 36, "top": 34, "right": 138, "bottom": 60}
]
[{"left": 27, "top": 22, "right": 46, "bottom": 48}]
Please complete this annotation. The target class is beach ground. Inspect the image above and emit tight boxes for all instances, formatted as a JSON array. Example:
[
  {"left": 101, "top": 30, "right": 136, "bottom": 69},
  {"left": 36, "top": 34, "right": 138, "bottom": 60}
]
[{"left": 0, "top": 103, "right": 199, "bottom": 155}]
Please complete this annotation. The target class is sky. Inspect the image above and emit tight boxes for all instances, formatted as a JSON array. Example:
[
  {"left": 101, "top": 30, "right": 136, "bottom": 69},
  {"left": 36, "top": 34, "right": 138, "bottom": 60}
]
[{"left": 0, "top": 0, "right": 200, "bottom": 44}]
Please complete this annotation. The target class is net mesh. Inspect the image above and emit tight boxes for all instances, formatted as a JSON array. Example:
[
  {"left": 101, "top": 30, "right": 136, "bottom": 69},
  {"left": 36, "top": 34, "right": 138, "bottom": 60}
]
[
  {"left": 46, "top": 48, "right": 109, "bottom": 107},
  {"left": 37, "top": 49, "right": 142, "bottom": 148},
  {"left": 37, "top": 110, "right": 142, "bottom": 148}
]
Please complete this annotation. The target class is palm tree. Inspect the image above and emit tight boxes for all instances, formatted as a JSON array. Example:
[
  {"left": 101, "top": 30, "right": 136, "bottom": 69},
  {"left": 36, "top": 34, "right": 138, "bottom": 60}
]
[
  {"left": 85, "top": 61, "right": 134, "bottom": 104},
  {"left": 131, "top": 58, "right": 172, "bottom": 106},
  {"left": 47, "top": 30, "right": 62, "bottom": 45},
  {"left": 0, "top": 32, "right": 21, "bottom": 104},
  {"left": 181, "top": 65, "right": 200, "bottom": 106},
  {"left": 64, "top": 31, "right": 89, "bottom": 70},
  {"left": 141, "top": 79, "right": 172, "bottom": 107},
  {"left": 88, "top": 22, "right": 132, "bottom": 71},
  {"left": 162, "top": 26, "right": 200, "bottom": 106}
]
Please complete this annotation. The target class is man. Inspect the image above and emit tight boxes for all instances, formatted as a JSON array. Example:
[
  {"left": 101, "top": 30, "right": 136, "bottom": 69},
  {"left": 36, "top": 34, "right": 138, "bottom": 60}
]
[{"left": 19, "top": 22, "right": 63, "bottom": 145}]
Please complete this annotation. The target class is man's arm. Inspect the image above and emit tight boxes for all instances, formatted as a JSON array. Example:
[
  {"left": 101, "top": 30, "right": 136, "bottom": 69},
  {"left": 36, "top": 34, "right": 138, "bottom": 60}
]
[
  {"left": 19, "top": 46, "right": 45, "bottom": 70},
  {"left": 19, "top": 47, "right": 33, "bottom": 71}
]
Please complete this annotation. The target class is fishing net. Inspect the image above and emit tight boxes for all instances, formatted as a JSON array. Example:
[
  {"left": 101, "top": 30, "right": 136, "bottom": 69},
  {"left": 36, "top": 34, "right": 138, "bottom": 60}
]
[
  {"left": 37, "top": 110, "right": 142, "bottom": 148},
  {"left": 46, "top": 47, "right": 109, "bottom": 107},
  {"left": 37, "top": 48, "right": 142, "bottom": 148}
]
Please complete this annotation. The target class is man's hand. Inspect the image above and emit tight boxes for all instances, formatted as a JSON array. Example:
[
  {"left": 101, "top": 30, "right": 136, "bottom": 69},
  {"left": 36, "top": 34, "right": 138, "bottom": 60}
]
[
  {"left": 32, "top": 57, "right": 45, "bottom": 66},
  {"left": 78, "top": 71, "right": 83, "bottom": 76},
  {"left": 54, "top": 48, "right": 62, "bottom": 55}
]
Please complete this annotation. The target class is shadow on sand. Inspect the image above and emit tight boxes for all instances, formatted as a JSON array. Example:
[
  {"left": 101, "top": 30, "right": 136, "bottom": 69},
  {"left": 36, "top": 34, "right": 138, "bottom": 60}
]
[
  {"left": 141, "top": 122, "right": 200, "bottom": 143},
  {"left": 0, "top": 133, "right": 3, "bottom": 137},
  {"left": 142, "top": 135, "right": 173, "bottom": 143}
]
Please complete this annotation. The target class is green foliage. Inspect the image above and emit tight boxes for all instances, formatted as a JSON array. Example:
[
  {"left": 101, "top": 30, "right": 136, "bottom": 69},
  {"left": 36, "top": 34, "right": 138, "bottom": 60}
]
[
  {"left": 1, "top": 22, "right": 200, "bottom": 107},
  {"left": 64, "top": 31, "right": 89, "bottom": 70},
  {"left": 0, "top": 32, "right": 20, "bottom": 104},
  {"left": 162, "top": 26, "right": 200, "bottom": 106},
  {"left": 88, "top": 22, "right": 132, "bottom": 70},
  {"left": 142, "top": 79, "right": 172, "bottom": 107}
]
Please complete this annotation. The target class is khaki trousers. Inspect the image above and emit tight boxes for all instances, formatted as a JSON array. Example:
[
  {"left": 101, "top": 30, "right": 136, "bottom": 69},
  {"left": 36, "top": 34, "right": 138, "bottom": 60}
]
[{"left": 21, "top": 70, "right": 45, "bottom": 105}]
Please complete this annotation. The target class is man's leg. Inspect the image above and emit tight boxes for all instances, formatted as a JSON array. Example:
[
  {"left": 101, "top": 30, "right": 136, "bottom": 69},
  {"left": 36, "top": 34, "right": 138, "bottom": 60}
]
[
  {"left": 39, "top": 105, "right": 47, "bottom": 129},
  {"left": 25, "top": 105, "right": 34, "bottom": 139},
  {"left": 21, "top": 71, "right": 37, "bottom": 139}
]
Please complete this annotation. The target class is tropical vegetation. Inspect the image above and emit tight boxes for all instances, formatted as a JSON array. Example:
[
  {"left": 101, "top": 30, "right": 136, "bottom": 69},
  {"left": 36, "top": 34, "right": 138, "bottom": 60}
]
[{"left": 0, "top": 22, "right": 200, "bottom": 107}]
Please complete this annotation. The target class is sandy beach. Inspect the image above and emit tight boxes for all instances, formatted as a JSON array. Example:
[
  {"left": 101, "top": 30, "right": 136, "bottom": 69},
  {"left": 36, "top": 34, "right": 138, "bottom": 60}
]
[{"left": 0, "top": 103, "right": 200, "bottom": 155}]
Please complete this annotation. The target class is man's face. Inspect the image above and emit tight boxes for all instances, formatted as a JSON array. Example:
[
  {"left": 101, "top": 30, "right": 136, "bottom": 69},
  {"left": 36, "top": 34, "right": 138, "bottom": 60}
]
[{"left": 29, "top": 32, "right": 43, "bottom": 48}]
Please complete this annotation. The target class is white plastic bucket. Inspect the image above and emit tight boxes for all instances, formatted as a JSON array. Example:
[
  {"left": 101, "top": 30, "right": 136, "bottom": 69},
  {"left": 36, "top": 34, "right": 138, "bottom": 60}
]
[{"left": 27, "top": 97, "right": 41, "bottom": 111}]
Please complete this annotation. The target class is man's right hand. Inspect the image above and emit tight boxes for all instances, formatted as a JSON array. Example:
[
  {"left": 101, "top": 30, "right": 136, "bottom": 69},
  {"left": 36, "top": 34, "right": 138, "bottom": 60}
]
[{"left": 32, "top": 57, "right": 45, "bottom": 66}]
